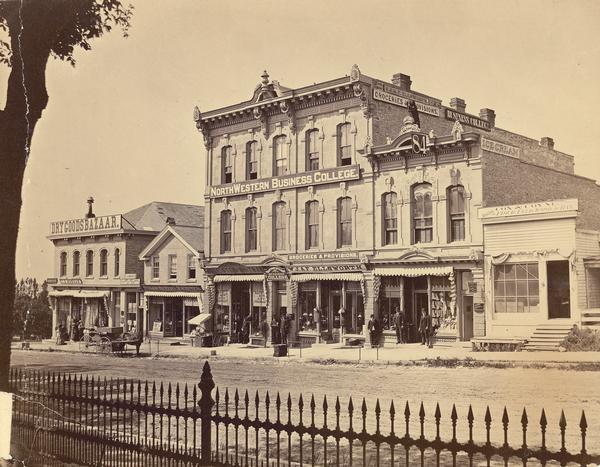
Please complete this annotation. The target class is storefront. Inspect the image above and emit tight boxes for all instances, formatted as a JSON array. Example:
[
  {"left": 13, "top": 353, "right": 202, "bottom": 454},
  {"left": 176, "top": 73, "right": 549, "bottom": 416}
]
[
  {"left": 49, "top": 289, "right": 111, "bottom": 339},
  {"left": 145, "top": 289, "right": 203, "bottom": 339}
]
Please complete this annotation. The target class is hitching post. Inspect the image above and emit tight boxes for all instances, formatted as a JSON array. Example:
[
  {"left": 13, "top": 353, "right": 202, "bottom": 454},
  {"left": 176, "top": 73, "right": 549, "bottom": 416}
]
[{"left": 199, "top": 361, "right": 215, "bottom": 463}]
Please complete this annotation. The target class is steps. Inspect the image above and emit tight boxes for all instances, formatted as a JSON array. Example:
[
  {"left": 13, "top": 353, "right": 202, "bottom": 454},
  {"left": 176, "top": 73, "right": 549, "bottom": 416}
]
[{"left": 522, "top": 322, "right": 575, "bottom": 351}]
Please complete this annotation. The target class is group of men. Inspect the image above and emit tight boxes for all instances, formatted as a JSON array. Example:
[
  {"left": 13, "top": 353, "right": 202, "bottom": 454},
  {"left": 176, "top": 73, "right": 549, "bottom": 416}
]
[
  {"left": 367, "top": 307, "right": 435, "bottom": 348},
  {"left": 235, "top": 310, "right": 290, "bottom": 345}
]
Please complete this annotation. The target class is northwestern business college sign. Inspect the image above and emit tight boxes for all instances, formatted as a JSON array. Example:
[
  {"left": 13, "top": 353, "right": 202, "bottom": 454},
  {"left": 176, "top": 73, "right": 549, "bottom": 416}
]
[
  {"left": 209, "top": 165, "right": 361, "bottom": 198},
  {"left": 445, "top": 109, "right": 491, "bottom": 131},
  {"left": 49, "top": 215, "right": 122, "bottom": 236}
]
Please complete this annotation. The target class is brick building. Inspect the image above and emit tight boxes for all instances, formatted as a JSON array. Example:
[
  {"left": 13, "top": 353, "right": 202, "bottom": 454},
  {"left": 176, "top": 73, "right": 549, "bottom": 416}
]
[{"left": 194, "top": 66, "right": 600, "bottom": 346}]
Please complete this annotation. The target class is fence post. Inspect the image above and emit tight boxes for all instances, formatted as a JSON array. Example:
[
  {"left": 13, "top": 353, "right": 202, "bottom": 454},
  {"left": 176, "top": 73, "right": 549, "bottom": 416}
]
[{"left": 199, "top": 360, "right": 215, "bottom": 464}]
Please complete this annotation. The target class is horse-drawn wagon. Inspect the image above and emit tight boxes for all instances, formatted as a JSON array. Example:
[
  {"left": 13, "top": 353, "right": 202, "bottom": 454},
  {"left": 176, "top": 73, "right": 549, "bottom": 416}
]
[{"left": 79, "top": 326, "right": 143, "bottom": 355}]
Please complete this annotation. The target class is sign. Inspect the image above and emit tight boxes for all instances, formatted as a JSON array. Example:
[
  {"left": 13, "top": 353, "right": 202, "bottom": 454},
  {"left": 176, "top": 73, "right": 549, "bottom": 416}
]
[
  {"left": 266, "top": 267, "right": 287, "bottom": 282},
  {"left": 412, "top": 134, "right": 427, "bottom": 154},
  {"left": 291, "top": 264, "right": 360, "bottom": 273},
  {"left": 59, "top": 278, "right": 83, "bottom": 285},
  {"left": 152, "top": 321, "right": 162, "bottom": 332},
  {"left": 479, "top": 199, "right": 578, "bottom": 219},
  {"left": 481, "top": 137, "right": 521, "bottom": 159},
  {"left": 473, "top": 303, "right": 484, "bottom": 313},
  {"left": 373, "top": 88, "right": 440, "bottom": 116},
  {"left": 445, "top": 109, "right": 491, "bottom": 131},
  {"left": 209, "top": 165, "right": 360, "bottom": 198},
  {"left": 288, "top": 251, "right": 360, "bottom": 262},
  {"left": 47, "top": 278, "right": 58, "bottom": 285},
  {"left": 50, "top": 215, "right": 122, "bottom": 236},
  {"left": 467, "top": 282, "right": 478, "bottom": 294}
]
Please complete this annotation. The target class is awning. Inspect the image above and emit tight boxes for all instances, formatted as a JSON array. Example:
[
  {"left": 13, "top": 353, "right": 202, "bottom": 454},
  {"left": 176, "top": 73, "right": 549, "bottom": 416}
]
[
  {"left": 188, "top": 313, "right": 211, "bottom": 326},
  {"left": 48, "top": 290, "right": 109, "bottom": 298},
  {"left": 374, "top": 266, "right": 453, "bottom": 277},
  {"left": 290, "top": 273, "right": 364, "bottom": 282},
  {"left": 213, "top": 274, "right": 264, "bottom": 282},
  {"left": 144, "top": 291, "right": 201, "bottom": 299}
]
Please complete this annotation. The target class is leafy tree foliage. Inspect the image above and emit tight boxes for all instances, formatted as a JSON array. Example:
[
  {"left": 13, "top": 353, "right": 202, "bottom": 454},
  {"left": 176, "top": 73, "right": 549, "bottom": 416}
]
[{"left": 13, "top": 278, "right": 52, "bottom": 339}]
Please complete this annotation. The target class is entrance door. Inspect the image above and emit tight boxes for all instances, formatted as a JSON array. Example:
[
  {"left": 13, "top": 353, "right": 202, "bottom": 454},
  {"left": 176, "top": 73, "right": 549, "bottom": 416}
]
[
  {"left": 461, "top": 296, "right": 474, "bottom": 341},
  {"left": 547, "top": 260, "right": 571, "bottom": 319},
  {"left": 413, "top": 292, "right": 429, "bottom": 343}
]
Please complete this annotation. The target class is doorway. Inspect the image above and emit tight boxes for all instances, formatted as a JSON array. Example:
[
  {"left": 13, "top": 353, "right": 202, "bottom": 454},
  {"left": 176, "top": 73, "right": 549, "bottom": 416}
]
[
  {"left": 461, "top": 296, "right": 474, "bottom": 341},
  {"left": 547, "top": 260, "right": 571, "bottom": 319}
]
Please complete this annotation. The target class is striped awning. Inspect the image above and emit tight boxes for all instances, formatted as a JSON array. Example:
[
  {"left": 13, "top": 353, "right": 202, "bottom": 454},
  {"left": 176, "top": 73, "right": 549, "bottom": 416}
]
[
  {"left": 48, "top": 290, "right": 109, "bottom": 298},
  {"left": 144, "top": 291, "right": 201, "bottom": 299},
  {"left": 290, "top": 273, "right": 364, "bottom": 282},
  {"left": 213, "top": 274, "right": 264, "bottom": 282},
  {"left": 374, "top": 266, "right": 453, "bottom": 277}
]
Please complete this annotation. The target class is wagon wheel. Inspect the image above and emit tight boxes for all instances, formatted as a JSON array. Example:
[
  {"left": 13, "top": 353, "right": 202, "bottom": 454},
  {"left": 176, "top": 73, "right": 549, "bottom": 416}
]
[
  {"left": 79, "top": 333, "right": 92, "bottom": 351},
  {"left": 98, "top": 336, "right": 112, "bottom": 354}
]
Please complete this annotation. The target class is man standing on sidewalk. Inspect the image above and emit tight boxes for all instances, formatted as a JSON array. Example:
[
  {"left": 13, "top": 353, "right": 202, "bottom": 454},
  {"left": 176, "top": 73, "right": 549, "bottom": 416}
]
[
  {"left": 367, "top": 314, "right": 380, "bottom": 348},
  {"left": 393, "top": 307, "right": 405, "bottom": 344},
  {"left": 419, "top": 309, "right": 433, "bottom": 348}
]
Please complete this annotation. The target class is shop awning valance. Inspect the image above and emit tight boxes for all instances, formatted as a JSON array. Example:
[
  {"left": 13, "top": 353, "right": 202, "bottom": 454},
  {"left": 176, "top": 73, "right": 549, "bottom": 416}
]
[
  {"left": 374, "top": 266, "right": 453, "bottom": 277},
  {"left": 188, "top": 313, "right": 211, "bottom": 326},
  {"left": 49, "top": 290, "right": 109, "bottom": 298},
  {"left": 213, "top": 274, "right": 264, "bottom": 282},
  {"left": 290, "top": 273, "right": 364, "bottom": 282},
  {"left": 144, "top": 291, "right": 201, "bottom": 299}
]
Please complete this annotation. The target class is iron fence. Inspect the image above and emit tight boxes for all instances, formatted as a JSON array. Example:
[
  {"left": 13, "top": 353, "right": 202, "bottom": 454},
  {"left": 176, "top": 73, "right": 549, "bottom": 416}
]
[{"left": 8, "top": 362, "right": 600, "bottom": 466}]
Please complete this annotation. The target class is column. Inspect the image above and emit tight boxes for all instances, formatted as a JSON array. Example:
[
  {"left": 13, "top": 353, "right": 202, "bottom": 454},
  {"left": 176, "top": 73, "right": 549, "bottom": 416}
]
[
  {"left": 51, "top": 297, "right": 58, "bottom": 340},
  {"left": 266, "top": 281, "right": 274, "bottom": 345},
  {"left": 120, "top": 290, "right": 127, "bottom": 331},
  {"left": 363, "top": 274, "right": 375, "bottom": 342},
  {"left": 472, "top": 267, "right": 486, "bottom": 337},
  {"left": 316, "top": 281, "right": 322, "bottom": 343}
]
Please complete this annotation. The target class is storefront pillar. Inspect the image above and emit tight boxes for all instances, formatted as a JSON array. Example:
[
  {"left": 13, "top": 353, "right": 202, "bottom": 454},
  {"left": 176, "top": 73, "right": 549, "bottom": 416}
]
[
  {"left": 120, "top": 290, "right": 127, "bottom": 331},
  {"left": 363, "top": 275, "right": 375, "bottom": 341},
  {"left": 266, "top": 281, "right": 274, "bottom": 345},
  {"left": 51, "top": 297, "right": 58, "bottom": 340},
  {"left": 315, "top": 282, "right": 322, "bottom": 343},
  {"left": 472, "top": 267, "right": 485, "bottom": 337}
]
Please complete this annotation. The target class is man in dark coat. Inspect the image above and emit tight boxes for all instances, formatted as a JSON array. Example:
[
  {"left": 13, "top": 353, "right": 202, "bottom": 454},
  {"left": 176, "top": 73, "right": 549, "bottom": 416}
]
[
  {"left": 367, "top": 314, "right": 380, "bottom": 348},
  {"left": 393, "top": 307, "right": 405, "bottom": 344},
  {"left": 279, "top": 312, "right": 289, "bottom": 345},
  {"left": 418, "top": 309, "right": 433, "bottom": 348}
]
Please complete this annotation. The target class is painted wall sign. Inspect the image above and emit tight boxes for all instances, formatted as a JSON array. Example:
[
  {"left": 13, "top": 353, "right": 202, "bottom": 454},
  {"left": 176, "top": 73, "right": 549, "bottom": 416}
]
[
  {"left": 291, "top": 264, "right": 361, "bottom": 273},
  {"left": 50, "top": 215, "right": 122, "bottom": 236},
  {"left": 479, "top": 199, "right": 578, "bottom": 219},
  {"left": 374, "top": 81, "right": 442, "bottom": 107},
  {"left": 288, "top": 251, "right": 360, "bottom": 261},
  {"left": 445, "top": 109, "right": 491, "bottom": 131},
  {"left": 209, "top": 165, "right": 360, "bottom": 198},
  {"left": 481, "top": 137, "right": 521, "bottom": 159},
  {"left": 373, "top": 88, "right": 440, "bottom": 116}
]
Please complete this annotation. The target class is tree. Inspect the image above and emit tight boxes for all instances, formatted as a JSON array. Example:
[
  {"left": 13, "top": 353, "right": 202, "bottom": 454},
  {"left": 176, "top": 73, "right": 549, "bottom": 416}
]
[
  {"left": 0, "top": 0, "right": 133, "bottom": 391},
  {"left": 13, "top": 278, "right": 52, "bottom": 340}
]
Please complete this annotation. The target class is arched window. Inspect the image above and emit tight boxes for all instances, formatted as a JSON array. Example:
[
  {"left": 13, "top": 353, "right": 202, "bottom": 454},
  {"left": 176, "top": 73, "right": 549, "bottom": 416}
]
[
  {"left": 114, "top": 248, "right": 120, "bottom": 276},
  {"left": 273, "top": 136, "right": 288, "bottom": 176},
  {"left": 246, "top": 141, "right": 258, "bottom": 180},
  {"left": 337, "top": 123, "right": 352, "bottom": 166},
  {"left": 245, "top": 207, "right": 258, "bottom": 252},
  {"left": 221, "top": 145, "right": 233, "bottom": 184},
  {"left": 306, "top": 129, "right": 320, "bottom": 171},
  {"left": 100, "top": 249, "right": 108, "bottom": 276},
  {"left": 382, "top": 192, "right": 398, "bottom": 246},
  {"left": 305, "top": 200, "right": 319, "bottom": 249},
  {"left": 60, "top": 252, "right": 68, "bottom": 277},
  {"left": 448, "top": 185, "right": 465, "bottom": 242},
  {"left": 412, "top": 184, "right": 433, "bottom": 244},
  {"left": 337, "top": 197, "right": 353, "bottom": 247},
  {"left": 72, "top": 251, "right": 80, "bottom": 277},
  {"left": 220, "top": 210, "right": 232, "bottom": 253},
  {"left": 272, "top": 202, "right": 287, "bottom": 251},
  {"left": 86, "top": 250, "right": 94, "bottom": 277}
]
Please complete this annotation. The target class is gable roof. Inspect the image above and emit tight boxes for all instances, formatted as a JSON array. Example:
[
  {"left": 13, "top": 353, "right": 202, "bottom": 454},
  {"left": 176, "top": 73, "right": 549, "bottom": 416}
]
[
  {"left": 139, "top": 224, "right": 204, "bottom": 260},
  {"left": 122, "top": 202, "right": 203, "bottom": 231}
]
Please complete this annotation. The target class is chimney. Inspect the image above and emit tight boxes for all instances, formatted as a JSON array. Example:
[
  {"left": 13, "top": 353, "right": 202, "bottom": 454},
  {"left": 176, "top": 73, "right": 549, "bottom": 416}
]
[
  {"left": 391, "top": 73, "right": 412, "bottom": 91},
  {"left": 166, "top": 217, "right": 176, "bottom": 225},
  {"left": 479, "top": 108, "right": 496, "bottom": 128},
  {"left": 450, "top": 97, "right": 466, "bottom": 113},
  {"left": 540, "top": 137, "right": 555, "bottom": 150},
  {"left": 85, "top": 196, "right": 95, "bottom": 219}
]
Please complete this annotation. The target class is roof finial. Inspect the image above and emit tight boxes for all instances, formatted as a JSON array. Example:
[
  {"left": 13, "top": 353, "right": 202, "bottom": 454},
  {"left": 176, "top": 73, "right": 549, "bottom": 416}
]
[
  {"left": 261, "top": 70, "right": 270, "bottom": 85},
  {"left": 86, "top": 196, "right": 95, "bottom": 219}
]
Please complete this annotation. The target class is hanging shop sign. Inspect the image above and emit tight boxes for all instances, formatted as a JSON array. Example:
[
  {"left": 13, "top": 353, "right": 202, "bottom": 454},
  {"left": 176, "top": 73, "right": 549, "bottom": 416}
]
[
  {"left": 481, "top": 137, "right": 521, "bottom": 159},
  {"left": 467, "top": 282, "right": 478, "bottom": 294},
  {"left": 50, "top": 215, "right": 123, "bottom": 236},
  {"left": 288, "top": 251, "right": 360, "bottom": 262},
  {"left": 266, "top": 267, "right": 288, "bottom": 282},
  {"left": 209, "top": 165, "right": 360, "bottom": 198},
  {"left": 373, "top": 88, "right": 440, "bottom": 116},
  {"left": 445, "top": 109, "right": 491, "bottom": 131}
]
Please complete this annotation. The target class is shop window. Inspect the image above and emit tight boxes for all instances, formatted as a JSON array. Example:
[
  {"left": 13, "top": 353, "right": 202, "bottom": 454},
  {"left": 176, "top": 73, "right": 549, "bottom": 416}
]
[
  {"left": 272, "top": 201, "right": 286, "bottom": 251},
  {"left": 187, "top": 255, "right": 196, "bottom": 280},
  {"left": 448, "top": 185, "right": 465, "bottom": 242},
  {"left": 494, "top": 263, "right": 540, "bottom": 313},
  {"left": 86, "top": 250, "right": 94, "bottom": 277},
  {"left": 100, "top": 249, "right": 108, "bottom": 277},
  {"left": 72, "top": 251, "right": 80, "bottom": 277},
  {"left": 245, "top": 207, "right": 257, "bottom": 252},
  {"left": 305, "top": 200, "right": 319, "bottom": 249},
  {"left": 337, "top": 197, "right": 352, "bottom": 247},
  {"left": 273, "top": 136, "right": 288, "bottom": 176},
  {"left": 412, "top": 183, "right": 433, "bottom": 244},
  {"left": 151, "top": 255, "right": 160, "bottom": 279},
  {"left": 298, "top": 284, "right": 317, "bottom": 331},
  {"left": 59, "top": 252, "right": 68, "bottom": 277},
  {"left": 220, "top": 210, "right": 232, "bottom": 253},
  {"left": 246, "top": 141, "right": 258, "bottom": 180},
  {"left": 168, "top": 254, "right": 177, "bottom": 280},
  {"left": 306, "top": 129, "right": 320, "bottom": 171},
  {"left": 382, "top": 192, "right": 398, "bottom": 246},
  {"left": 221, "top": 146, "right": 233, "bottom": 184},
  {"left": 185, "top": 306, "right": 200, "bottom": 334},
  {"left": 337, "top": 122, "right": 352, "bottom": 166},
  {"left": 114, "top": 248, "right": 120, "bottom": 276}
]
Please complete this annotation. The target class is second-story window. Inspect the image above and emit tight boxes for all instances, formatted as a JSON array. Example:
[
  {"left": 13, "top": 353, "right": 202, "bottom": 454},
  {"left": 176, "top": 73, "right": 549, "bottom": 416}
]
[
  {"left": 337, "top": 197, "right": 353, "bottom": 247},
  {"left": 60, "top": 252, "right": 67, "bottom": 277},
  {"left": 337, "top": 122, "right": 352, "bottom": 166},
  {"left": 306, "top": 200, "right": 319, "bottom": 249},
  {"left": 306, "top": 129, "right": 320, "bottom": 171},
  {"left": 245, "top": 207, "right": 257, "bottom": 252},
  {"left": 221, "top": 210, "right": 232, "bottom": 253},
  {"left": 246, "top": 141, "right": 258, "bottom": 180},
  {"left": 448, "top": 185, "right": 465, "bottom": 242},
  {"left": 273, "top": 136, "right": 288, "bottom": 176},
  {"left": 382, "top": 192, "right": 398, "bottom": 246},
  {"left": 114, "top": 248, "right": 120, "bottom": 276},
  {"left": 187, "top": 255, "right": 196, "bottom": 280},
  {"left": 73, "top": 251, "right": 80, "bottom": 277},
  {"left": 272, "top": 202, "right": 287, "bottom": 251},
  {"left": 151, "top": 256, "right": 160, "bottom": 279},
  {"left": 168, "top": 254, "right": 177, "bottom": 280},
  {"left": 100, "top": 249, "right": 108, "bottom": 277},
  {"left": 412, "top": 183, "right": 433, "bottom": 244},
  {"left": 86, "top": 250, "right": 94, "bottom": 277},
  {"left": 222, "top": 145, "right": 233, "bottom": 184}
]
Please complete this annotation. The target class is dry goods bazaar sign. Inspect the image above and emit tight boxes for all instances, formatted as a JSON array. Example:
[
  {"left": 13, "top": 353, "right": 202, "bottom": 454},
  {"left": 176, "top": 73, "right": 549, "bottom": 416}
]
[
  {"left": 209, "top": 165, "right": 361, "bottom": 198},
  {"left": 50, "top": 215, "right": 122, "bottom": 236}
]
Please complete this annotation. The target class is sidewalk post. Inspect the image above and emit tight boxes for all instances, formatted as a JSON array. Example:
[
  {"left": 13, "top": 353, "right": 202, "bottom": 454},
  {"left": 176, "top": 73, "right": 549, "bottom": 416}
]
[
  {"left": 199, "top": 361, "right": 215, "bottom": 463},
  {"left": 358, "top": 346, "right": 361, "bottom": 361}
]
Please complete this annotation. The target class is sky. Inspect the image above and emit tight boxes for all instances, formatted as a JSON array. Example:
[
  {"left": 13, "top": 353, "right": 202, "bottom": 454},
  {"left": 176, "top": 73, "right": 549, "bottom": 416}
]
[{"left": 2, "top": 0, "right": 600, "bottom": 281}]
